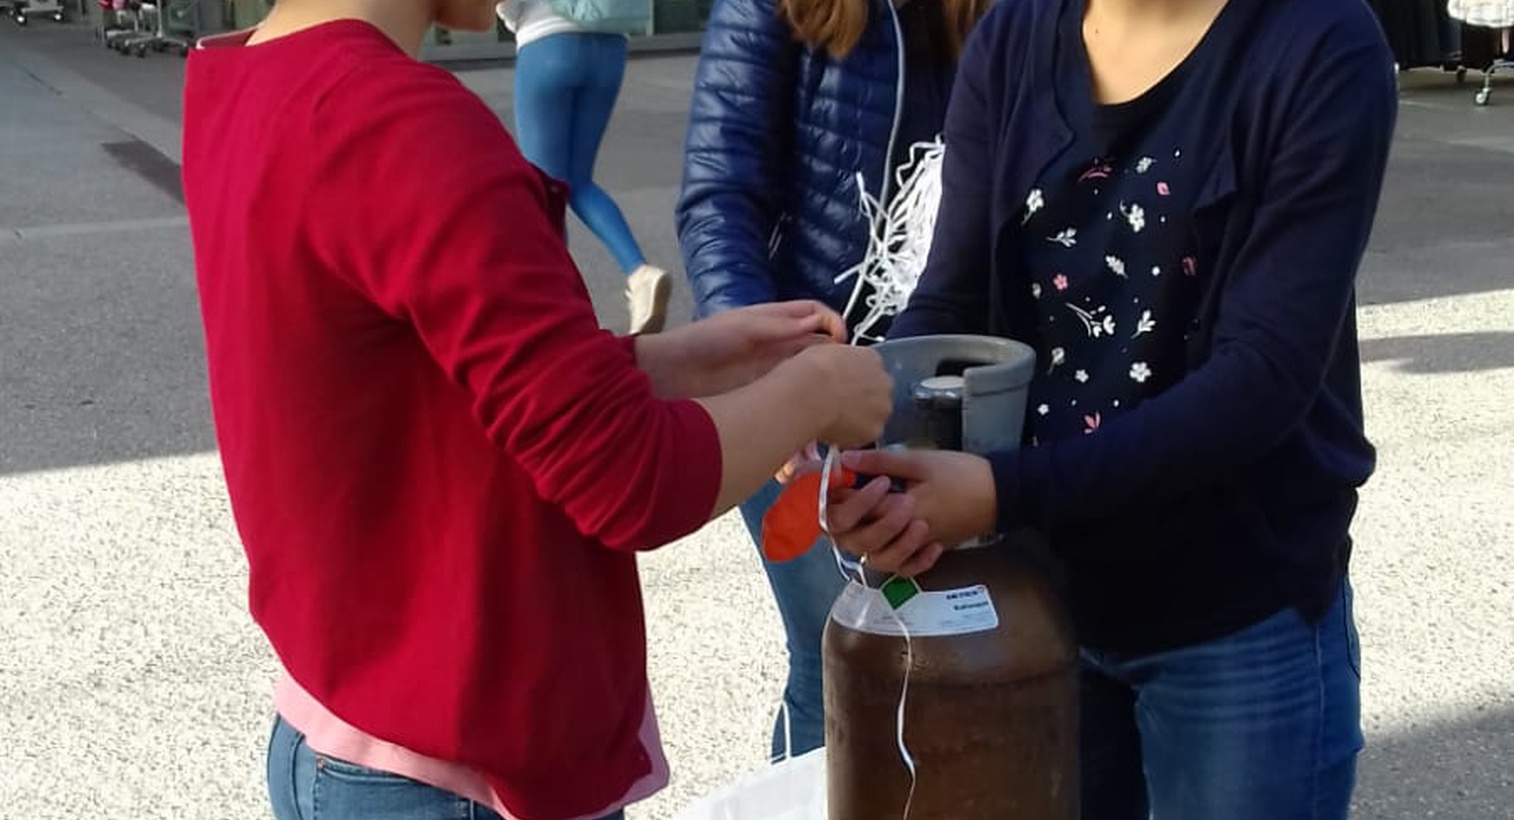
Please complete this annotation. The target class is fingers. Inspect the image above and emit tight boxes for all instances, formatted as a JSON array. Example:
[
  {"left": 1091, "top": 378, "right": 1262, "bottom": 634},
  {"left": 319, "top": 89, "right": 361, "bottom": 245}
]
[
  {"left": 743, "top": 324, "right": 835, "bottom": 385},
  {"left": 774, "top": 445, "right": 824, "bottom": 485},
  {"left": 832, "top": 492, "right": 914, "bottom": 556},
  {"left": 841, "top": 449, "right": 928, "bottom": 483},
  {"left": 813, "top": 307, "right": 847, "bottom": 342},
  {"left": 855, "top": 518, "right": 935, "bottom": 575},
  {"left": 893, "top": 541, "right": 945, "bottom": 579},
  {"left": 717, "top": 301, "right": 845, "bottom": 350},
  {"left": 774, "top": 461, "right": 797, "bottom": 485},
  {"left": 829, "top": 428, "right": 886, "bottom": 451},
  {"left": 785, "top": 332, "right": 838, "bottom": 356},
  {"left": 824, "top": 475, "right": 894, "bottom": 535},
  {"left": 766, "top": 300, "right": 827, "bottom": 317},
  {"left": 755, "top": 315, "right": 841, "bottom": 352},
  {"left": 768, "top": 300, "right": 847, "bottom": 342}
]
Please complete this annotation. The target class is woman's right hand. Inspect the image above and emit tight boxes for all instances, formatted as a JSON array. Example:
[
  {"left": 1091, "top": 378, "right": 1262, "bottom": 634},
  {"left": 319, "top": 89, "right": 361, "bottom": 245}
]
[
  {"left": 692, "top": 338, "right": 890, "bottom": 518},
  {"left": 790, "top": 345, "right": 893, "bottom": 449}
]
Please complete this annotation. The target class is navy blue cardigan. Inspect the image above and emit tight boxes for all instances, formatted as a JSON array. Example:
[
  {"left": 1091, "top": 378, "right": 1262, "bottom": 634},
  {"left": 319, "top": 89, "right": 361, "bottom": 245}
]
[
  {"left": 677, "top": 0, "right": 913, "bottom": 318},
  {"left": 893, "top": 0, "right": 1397, "bottom": 651}
]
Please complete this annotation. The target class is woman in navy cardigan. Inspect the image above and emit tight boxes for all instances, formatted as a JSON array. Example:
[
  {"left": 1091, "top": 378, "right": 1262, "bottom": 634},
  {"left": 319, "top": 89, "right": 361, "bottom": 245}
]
[
  {"left": 677, "top": 0, "right": 989, "bottom": 758},
  {"left": 827, "top": 0, "right": 1396, "bottom": 816}
]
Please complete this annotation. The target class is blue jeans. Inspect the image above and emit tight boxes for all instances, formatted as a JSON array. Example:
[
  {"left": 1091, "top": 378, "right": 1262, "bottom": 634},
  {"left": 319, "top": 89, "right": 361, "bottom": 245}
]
[
  {"left": 512, "top": 32, "right": 646, "bottom": 274},
  {"left": 1079, "top": 581, "right": 1364, "bottom": 820},
  {"left": 267, "top": 716, "right": 625, "bottom": 820},
  {"left": 738, "top": 479, "right": 848, "bottom": 760}
]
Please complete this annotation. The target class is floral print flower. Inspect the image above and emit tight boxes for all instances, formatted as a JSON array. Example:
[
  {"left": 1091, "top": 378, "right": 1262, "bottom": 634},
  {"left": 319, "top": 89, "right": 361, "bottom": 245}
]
[
  {"left": 1135, "top": 157, "right": 1154, "bottom": 174},
  {"left": 1024, "top": 188, "right": 1044, "bottom": 223},
  {"left": 1083, "top": 412, "right": 1102, "bottom": 434},
  {"left": 1049, "top": 228, "right": 1078, "bottom": 248},
  {"left": 1157, "top": 181, "right": 1170, "bottom": 196},
  {"left": 1079, "top": 160, "right": 1114, "bottom": 182},
  {"left": 1065, "top": 304, "right": 1117, "bottom": 338},
  {"left": 1105, "top": 255, "right": 1127, "bottom": 278},
  {"left": 1120, "top": 202, "right": 1146, "bottom": 233},
  {"left": 1053, "top": 274, "right": 1069, "bottom": 291},
  {"left": 1031, "top": 282, "right": 1043, "bottom": 299},
  {"left": 1132, "top": 310, "right": 1156, "bottom": 338},
  {"left": 1075, "top": 369, "right": 1089, "bottom": 383},
  {"left": 1047, "top": 346, "right": 1066, "bottom": 373},
  {"left": 1038, "top": 403, "right": 1051, "bottom": 416},
  {"left": 1129, "top": 362, "right": 1153, "bottom": 383}
]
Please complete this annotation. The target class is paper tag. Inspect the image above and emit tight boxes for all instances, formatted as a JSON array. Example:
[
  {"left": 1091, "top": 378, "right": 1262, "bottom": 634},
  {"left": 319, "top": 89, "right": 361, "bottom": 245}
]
[{"left": 831, "top": 580, "right": 1000, "bottom": 637}]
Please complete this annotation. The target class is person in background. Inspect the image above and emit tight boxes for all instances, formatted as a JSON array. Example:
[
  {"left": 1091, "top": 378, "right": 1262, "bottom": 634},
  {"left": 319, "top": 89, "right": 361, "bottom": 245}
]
[
  {"left": 498, "top": 0, "right": 672, "bottom": 333},
  {"left": 676, "top": 0, "right": 992, "bottom": 758},
  {"left": 180, "top": 0, "right": 894, "bottom": 818},
  {"left": 826, "top": 0, "right": 1396, "bottom": 817}
]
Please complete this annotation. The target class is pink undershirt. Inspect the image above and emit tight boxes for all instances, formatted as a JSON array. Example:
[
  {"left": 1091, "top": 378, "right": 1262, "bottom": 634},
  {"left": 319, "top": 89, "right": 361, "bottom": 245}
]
[{"left": 274, "top": 669, "right": 669, "bottom": 820}]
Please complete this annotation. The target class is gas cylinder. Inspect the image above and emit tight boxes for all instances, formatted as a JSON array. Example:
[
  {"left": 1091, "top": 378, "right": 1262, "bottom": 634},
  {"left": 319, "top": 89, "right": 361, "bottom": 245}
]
[{"left": 823, "top": 335, "right": 1078, "bottom": 820}]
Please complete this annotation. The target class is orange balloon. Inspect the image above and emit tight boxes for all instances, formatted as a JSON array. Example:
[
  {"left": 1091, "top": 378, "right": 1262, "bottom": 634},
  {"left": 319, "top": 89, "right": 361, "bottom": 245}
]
[{"left": 761, "top": 466, "right": 856, "bottom": 562}]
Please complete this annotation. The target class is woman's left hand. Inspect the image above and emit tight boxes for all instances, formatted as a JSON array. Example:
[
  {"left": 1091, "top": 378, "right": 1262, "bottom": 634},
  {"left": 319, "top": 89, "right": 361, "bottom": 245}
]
[{"left": 637, "top": 300, "right": 846, "bottom": 398}]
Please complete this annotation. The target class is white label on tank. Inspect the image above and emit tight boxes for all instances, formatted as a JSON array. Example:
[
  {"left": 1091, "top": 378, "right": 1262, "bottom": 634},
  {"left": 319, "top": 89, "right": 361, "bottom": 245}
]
[{"left": 831, "top": 580, "right": 1000, "bottom": 637}]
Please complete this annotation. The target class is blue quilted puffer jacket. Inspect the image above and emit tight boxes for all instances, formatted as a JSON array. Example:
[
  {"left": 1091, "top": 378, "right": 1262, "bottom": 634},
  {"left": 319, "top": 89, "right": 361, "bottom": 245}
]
[{"left": 676, "top": 0, "right": 910, "bottom": 320}]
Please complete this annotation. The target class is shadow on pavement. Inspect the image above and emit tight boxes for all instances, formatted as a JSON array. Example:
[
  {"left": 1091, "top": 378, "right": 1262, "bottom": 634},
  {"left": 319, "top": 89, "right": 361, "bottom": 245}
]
[
  {"left": 1355, "top": 703, "right": 1514, "bottom": 819},
  {"left": 0, "top": 229, "right": 214, "bottom": 479},
  {"left": 1357, "top": 237, "right": 1514, "bottom": 307},
  {"left": 1362, "top": 331, "right": 1514, "bottom": 374}
]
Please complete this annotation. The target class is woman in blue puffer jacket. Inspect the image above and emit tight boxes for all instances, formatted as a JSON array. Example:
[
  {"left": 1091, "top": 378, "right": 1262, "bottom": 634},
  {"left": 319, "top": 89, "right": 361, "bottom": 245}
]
[{"left": 676, "top": 0, "right": 991, "bottom": 758}]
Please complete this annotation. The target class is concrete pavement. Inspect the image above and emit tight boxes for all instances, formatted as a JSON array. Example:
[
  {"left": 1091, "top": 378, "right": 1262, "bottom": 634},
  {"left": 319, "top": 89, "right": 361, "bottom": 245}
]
[{"left": 2, "top": 21, "right": 1512, "bottom": 820}]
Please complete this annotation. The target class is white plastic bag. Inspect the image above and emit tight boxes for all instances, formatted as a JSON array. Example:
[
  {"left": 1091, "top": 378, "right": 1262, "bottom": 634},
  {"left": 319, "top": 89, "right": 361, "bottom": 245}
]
[{"left": 672, "top": 748, "right": 827, "bottom": 820}]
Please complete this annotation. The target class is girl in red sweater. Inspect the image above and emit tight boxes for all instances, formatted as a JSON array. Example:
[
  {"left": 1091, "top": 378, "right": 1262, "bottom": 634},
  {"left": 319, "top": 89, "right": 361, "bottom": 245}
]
[{"left": 180, "top": 2, "right": 894, "bottom": 819}]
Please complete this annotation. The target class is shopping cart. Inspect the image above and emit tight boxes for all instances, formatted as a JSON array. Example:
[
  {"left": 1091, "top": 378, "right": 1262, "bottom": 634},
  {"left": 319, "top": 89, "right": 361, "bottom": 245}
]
[
  {"left": 111, "top": 0, "right": 194, "bottom": 56},
  {"left": 1448, "top": 0, "right": 1514, "bottom": 105},
  {"left": 4, "top": 0, "right": 68, "bottom": 25}
]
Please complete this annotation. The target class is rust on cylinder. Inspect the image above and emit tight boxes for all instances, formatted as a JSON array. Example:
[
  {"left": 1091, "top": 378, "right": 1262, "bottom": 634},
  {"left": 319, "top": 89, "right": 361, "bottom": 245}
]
[{"left": 823, "top": 538, "right": 1078, "bottom": 820}]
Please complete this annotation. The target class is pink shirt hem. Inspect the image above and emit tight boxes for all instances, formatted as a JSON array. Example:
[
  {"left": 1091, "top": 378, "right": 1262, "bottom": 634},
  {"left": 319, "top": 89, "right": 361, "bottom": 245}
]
[{"left": 274, "top": 671, "right": 669, "bottom": 819}]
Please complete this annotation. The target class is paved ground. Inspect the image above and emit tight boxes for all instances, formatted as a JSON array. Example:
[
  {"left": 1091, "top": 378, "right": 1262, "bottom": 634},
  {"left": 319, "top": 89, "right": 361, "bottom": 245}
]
[{"left": 2, "top": 21, "right": 1512, "bottom": 820}]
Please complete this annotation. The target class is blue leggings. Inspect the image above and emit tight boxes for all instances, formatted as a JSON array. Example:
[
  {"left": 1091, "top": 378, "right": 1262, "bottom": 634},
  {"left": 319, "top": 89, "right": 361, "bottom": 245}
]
[
  {"left": 738, "top": 479, "right": 848, "bottom": 760},
  {"left": 513, "top": 32, "right": 646, "bottom": 274}
]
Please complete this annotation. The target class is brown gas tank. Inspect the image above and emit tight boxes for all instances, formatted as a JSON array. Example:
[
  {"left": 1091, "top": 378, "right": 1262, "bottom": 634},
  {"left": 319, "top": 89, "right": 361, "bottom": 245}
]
[{"left": 822, "top": 535, "right": 1078, "bottom": 820}]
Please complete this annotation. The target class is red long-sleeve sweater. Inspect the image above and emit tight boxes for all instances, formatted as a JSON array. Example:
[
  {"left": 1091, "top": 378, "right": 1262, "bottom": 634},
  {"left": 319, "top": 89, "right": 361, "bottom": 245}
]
[{"left": 181, "top": 21, "right": 721, "bottom": 820}]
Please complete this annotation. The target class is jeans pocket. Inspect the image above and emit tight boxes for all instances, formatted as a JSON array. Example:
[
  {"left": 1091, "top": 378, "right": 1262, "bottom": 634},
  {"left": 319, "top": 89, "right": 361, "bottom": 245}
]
[
  {"left": 311, "top": 752, "right": 473, "bottom": 820},
  {"left": 313, "top": 754, "right": 414, "bottom": 786}
]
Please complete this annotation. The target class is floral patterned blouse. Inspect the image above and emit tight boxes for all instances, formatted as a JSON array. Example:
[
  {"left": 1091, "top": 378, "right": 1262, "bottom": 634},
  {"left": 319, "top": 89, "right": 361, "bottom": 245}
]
[{"left": 1018, "top": 9, "right": 1218, "bottom": 448}]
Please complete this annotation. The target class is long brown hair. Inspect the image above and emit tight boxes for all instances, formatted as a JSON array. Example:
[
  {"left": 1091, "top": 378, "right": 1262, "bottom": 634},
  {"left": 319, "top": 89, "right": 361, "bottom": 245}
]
[{"left": 778, "top": 0, "right": 992, "bottom": 60}]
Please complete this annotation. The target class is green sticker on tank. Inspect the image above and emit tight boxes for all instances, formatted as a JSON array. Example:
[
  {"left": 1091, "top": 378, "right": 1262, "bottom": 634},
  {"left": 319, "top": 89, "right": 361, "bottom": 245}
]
[{"left": 881, "top": 576, "right": 921, "bottom": 609}]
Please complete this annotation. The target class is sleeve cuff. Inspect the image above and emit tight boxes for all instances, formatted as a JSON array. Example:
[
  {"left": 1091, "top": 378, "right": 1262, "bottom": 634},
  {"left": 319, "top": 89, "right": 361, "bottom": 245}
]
[
  {"left": 638, "top": 399, "right": 724, "bottom": 549},
  {"left": 986, "top": 444, "right": 1049, "bottom": 532}
]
